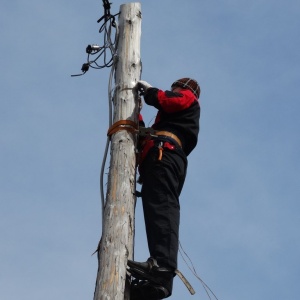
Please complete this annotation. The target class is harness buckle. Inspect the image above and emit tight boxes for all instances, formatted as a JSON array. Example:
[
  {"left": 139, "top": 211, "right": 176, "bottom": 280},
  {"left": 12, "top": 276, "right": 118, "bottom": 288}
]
[{"left": 138, "top": 126, "right": 158, "bottom": 138}]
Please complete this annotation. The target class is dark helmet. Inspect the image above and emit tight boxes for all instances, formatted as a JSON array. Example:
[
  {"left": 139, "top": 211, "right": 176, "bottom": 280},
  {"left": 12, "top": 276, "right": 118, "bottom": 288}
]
[{"left": 171, "top": 78, "right": 201, "bottom": 99}]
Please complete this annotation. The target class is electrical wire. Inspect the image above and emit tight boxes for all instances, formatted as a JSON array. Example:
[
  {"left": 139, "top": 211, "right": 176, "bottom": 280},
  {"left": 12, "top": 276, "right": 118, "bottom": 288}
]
[
  {"left": 179, "top": 241, "right": 219, "bottom": 300},
  {"left": 71, "top": 0, "right": 119, "bottom": 77},
  {"left": 99, "top": 24, "right": 119, "bottom": 230},
  {"left": 99, "top": 57, "right": 117, "bottom": 228},
  {"left": 71, "top": 0, "right": 120, "bottom": 225}
]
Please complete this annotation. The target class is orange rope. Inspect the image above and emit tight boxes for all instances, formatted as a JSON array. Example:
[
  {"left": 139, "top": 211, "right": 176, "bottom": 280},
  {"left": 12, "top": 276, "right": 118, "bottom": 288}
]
[{"left": 107, "top": 120, "right": 138, "bottom": 136}]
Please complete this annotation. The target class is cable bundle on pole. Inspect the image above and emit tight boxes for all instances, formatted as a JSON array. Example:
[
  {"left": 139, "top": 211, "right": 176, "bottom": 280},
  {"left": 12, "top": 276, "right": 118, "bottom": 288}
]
[
  {"left": 71, "top": 0, "right": 119, "bottom": 76},
  {"left": 71, "top": 1, "right": 122, "bottom": 226}
]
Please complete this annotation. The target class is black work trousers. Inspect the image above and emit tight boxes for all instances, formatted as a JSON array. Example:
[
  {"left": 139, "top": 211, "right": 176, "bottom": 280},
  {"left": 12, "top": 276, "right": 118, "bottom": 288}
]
[{"left": 140, "top": 142, "right": 187, "bottom": 270}]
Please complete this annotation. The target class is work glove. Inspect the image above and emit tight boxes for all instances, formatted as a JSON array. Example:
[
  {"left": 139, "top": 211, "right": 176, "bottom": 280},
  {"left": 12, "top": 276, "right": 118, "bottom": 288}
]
[{"left": 137, "top": 80, "right": 152, "bottom": 94}]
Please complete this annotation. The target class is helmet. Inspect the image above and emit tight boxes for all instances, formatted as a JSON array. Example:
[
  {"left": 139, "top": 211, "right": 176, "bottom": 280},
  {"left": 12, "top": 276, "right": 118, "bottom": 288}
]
[{"left": 171, "top": 78, "right": 201, "bottom": 99}]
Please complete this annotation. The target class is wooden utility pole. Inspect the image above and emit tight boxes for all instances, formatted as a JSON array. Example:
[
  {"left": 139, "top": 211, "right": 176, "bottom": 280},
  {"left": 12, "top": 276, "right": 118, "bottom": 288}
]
[{"left": 94, "top": 3, "right": 142, "bottom": 300}]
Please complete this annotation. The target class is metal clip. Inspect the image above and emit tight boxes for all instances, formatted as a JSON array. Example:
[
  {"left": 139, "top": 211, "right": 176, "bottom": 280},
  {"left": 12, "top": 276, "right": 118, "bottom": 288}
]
[{"left": 138, "top": 126, "right": 157, "bottom": 138}]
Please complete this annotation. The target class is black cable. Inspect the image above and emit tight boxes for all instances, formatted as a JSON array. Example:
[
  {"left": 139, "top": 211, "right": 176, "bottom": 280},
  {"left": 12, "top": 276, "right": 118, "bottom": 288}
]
[
  {"left": 179, "top": 241, "right": 219, "bottom": 300},
  {"left": 71, "top": 0, "right": 119, "bottom": 76}
]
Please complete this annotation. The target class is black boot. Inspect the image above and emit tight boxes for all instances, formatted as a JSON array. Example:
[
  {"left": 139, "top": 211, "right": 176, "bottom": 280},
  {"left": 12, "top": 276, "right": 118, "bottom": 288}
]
[
  {"left": 128, "top": 257, "right": 175, "bottom": 299},
  {"left": 130, "top": 280, "right": 170, "bottom": 300}
]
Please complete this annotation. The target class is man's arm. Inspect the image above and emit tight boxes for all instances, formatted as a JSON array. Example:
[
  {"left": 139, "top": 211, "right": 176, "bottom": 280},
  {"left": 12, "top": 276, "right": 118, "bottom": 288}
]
[{"left": 145, "top": 88, "right": 196, "bottom": 113}]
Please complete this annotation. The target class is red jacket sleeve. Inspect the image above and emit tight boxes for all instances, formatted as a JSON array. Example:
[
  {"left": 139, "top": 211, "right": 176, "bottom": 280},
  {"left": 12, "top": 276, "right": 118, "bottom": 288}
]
[{"left": 156, "top": 89, "right": 197, "bottom": 113}]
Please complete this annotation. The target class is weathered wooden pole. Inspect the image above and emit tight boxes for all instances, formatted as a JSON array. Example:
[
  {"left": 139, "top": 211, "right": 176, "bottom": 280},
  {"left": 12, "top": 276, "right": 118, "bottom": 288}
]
[{"left": 93, "top": 3, "right": 142, "bottom": 300}]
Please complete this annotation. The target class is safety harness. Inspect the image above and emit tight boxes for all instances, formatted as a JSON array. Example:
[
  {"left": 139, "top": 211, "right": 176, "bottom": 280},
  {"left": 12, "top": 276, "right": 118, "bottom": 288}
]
[
  {"left": 138, "top": 126, "right": 182, "bottom": 162},
  {"left": 107, "top": 120, "right": 183, "bottom": 164}
]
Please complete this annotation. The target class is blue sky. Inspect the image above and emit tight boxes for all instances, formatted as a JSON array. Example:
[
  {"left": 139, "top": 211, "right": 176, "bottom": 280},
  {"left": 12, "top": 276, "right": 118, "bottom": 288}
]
[{"left": 1, "top": 0, "right": 299, "bottom": 299}]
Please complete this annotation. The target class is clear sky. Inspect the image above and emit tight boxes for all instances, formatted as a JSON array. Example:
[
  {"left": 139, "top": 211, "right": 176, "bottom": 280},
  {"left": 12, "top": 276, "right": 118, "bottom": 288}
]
[{"left": 1, "top": 0, "right": 299, "bottom": 299}]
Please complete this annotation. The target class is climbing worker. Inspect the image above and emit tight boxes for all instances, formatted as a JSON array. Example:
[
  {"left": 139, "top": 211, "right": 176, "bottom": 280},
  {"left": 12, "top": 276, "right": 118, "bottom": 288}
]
[{"left": 128, "top": 78, "right": 201, "bottom": 299}]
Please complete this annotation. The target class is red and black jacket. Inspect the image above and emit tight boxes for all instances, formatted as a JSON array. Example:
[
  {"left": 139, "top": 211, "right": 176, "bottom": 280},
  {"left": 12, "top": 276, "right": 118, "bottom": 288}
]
[{"left": 143, "top": 87, "right": 200, "bottom": 156}]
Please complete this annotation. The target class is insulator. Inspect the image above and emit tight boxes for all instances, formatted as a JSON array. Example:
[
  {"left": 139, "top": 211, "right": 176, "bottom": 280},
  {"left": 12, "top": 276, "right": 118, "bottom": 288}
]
[{"left": 86, "top": 44, "right": 101, "bottom": 54}]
